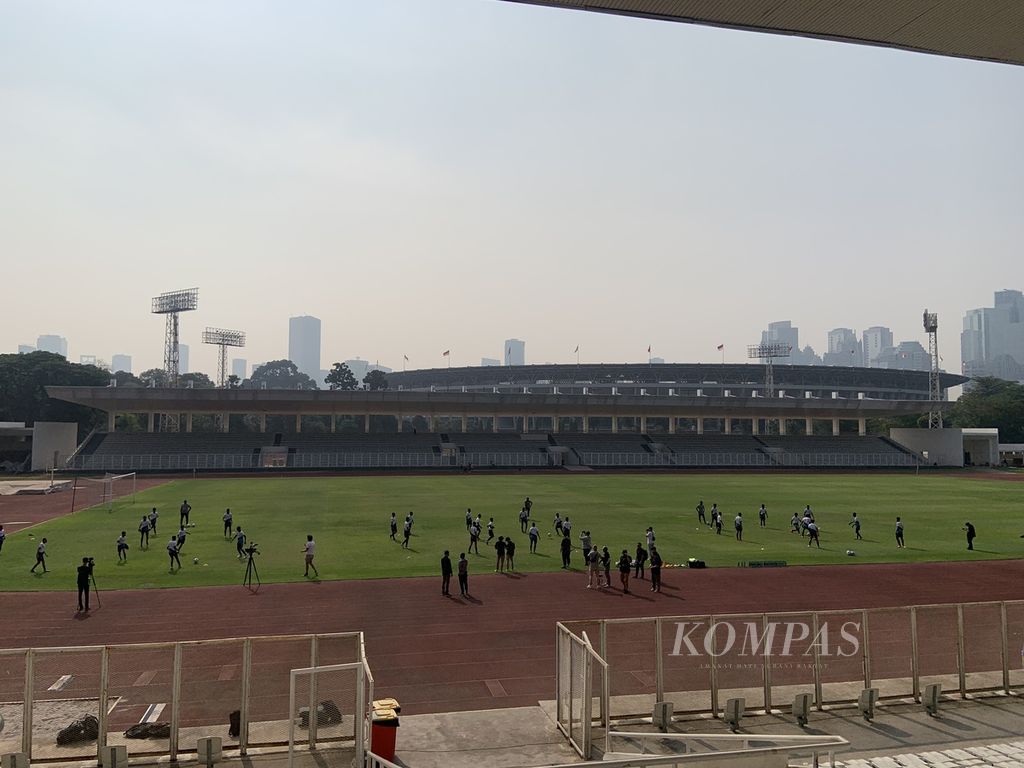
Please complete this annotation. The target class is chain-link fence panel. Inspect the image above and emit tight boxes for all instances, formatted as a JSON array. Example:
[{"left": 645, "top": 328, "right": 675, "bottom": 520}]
[
  {"left": 709, "top": 615, "right": 765, "bottom": 713},
  {"left": 1007, "top": 602, "right": 1024, "bottom": 690},
  {"left": 660, "top": 615, "right": 713, "bottom": 715},
  {"left": 30, "top": 648, "right": 102, "bottom": 761},
  {"left": 961, "top": 602, "right": 1004, "bottom": 692},
  {"left": 179, "top": 640, "right": 244, "bottom": 751},
  {"left": 316, "top": 633, "right": 362, "bottom": 666},
  {"left": 764, "top": 612, "right": 817, "bottom": 711},
  {"left": 816, "top": 610, "right": 866, "bottom": 705},
  {"left": 289, "top": 664, "right": 359, "bottom": 754},
  {"left": 248, "top": 637, "right": 313, "bottom": 747},
  {"left": 602, "top": 619, "right": 656, "bottom": 719},
  {"left": 105, "top": 644, "right": 175, "bottom": 758},
  {"left": 556, "top": 626, "right": 572, "bottom": 732},
  {"left": 0, "top": 650, "right": 27, "bottom": 756},
  {"left": 865, "top": 608, "right": 914, "bottom": 700},
  {"left": 915, "top": 605, "right": 960, "bottom": 694},
  {"left": 568, "top": 640, "right": 588, "bottom": 755}
]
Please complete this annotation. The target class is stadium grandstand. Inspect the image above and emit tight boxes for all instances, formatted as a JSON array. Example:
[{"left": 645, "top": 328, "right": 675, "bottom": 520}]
[{"left": 48, "top": 364, "right": 963, "bottom": 472}]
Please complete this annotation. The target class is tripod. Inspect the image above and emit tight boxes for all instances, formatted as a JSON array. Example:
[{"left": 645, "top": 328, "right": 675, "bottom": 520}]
[
  {"left": 90, "top": 572, "right": 102, "bottom": 608},
  {"left": 243, "top": 551, "right": 260, "bottom": 590}
]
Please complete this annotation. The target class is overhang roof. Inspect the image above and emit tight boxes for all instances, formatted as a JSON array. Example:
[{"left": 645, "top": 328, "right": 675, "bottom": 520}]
[
  {"left": 505, "top": 0, "right": 1024, "bottom": 67},
  {"left": 46, "top": 386, "right": 944, "bottom": 419}
]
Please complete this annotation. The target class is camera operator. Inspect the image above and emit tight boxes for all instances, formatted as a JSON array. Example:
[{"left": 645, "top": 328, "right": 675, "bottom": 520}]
[{"left": 77, "top": 557, "right": 95, "bottom": 612}]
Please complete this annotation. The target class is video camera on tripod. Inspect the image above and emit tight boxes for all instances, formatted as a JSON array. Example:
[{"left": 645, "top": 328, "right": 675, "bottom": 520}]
[
  {"left": 244, "top": 542, "right": 259, "bottom": 557},
  {"left": 243, "top": 543, "right": 261, "bottom": 589}
]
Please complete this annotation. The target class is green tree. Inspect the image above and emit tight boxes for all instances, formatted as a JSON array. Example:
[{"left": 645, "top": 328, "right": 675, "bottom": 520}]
[
  {"left": 363, "top": 369, "right": 389, "bottom": 391},
  {"left": 325, "top": 362, "right": 358, "bottom": 391},
  {"left": 180, "top": 372, "right": 215, "bottom": 389},
  {"left": 949, "top": 377, "right": 1024, "bottom": 442},
  {"left": 139, "top": 368, "right": 170, "bottom": 387},
  {"left": 0, "top": 351, "right": 110, "bottom": 438},
  {"left": 247, "top": 360, "right": 317, "bottom": 390},
  {"left": 226, "top": 374, "right": 241, "bottom": 389}
]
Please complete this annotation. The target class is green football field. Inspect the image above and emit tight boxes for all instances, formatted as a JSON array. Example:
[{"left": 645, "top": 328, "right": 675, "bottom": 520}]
[{"left": 1, "top": 473, "right": 1022, "bottom": 591}]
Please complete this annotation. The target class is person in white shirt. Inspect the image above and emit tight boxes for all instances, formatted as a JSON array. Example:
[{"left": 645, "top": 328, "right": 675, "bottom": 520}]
[
  {"left": 31, "top": 537, "right": 48, "bottom": 573},
  {"left": 117, "top": 531, "right": 129, "bottom": 561},
  {"left": 223, "top": 508, "right": 233, "bottom": 538},
  {"left": 148, "top": 507, "right": 159, "bottom": 535},
  {"left": 734, "top": 513, "right": 744, "bottom": 541},
  {"left": 303, "top": 535, "right": 318, "bottom": 578},
  {"left": 167, "top": 537, "right": 181, "bottom": 570},
  {"left": 645, "top": 526, "right": 655, "bottom": 551},
  {"left": 528, "top": 523, "right": 539, "bottom": 553}
]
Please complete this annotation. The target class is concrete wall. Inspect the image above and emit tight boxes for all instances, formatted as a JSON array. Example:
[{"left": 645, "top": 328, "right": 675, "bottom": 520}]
[
  {"left": 31, "top": 422, "right": 79, "bottom": 471},
  {"left": 889, "top": 428, "right": 964, "bottom": 467}
]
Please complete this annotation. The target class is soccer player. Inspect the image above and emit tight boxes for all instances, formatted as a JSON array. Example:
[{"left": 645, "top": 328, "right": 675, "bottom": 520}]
[
  {"left": 519, "top": 507, "right": 529, "bottom": 533},
  {"left": 234, "top": 526, "right": 247, "bottom": 558},
  {"left": 849, "top": 513, "right": 862, "bottom": 540},
  {"left": 0, "top": 523, "right": 6, "bottom": 554},
  {"left": 528, "top": 522, "right": 539, "bottom": 553},
  {"left": 116, "top": 531, "right": 128, "bottom": 561},
  {"left": 175, "top": 525, "right": 188, "bottom": 553},
  {"left": 560, "top": 534, "right": 571, "bottom": 569},
  {"left": 30, "top": 537, "right": 48, "bottom": 573},
  {"left": 645, "top": 526, "right": 655, "bottom": 551},
  {"left": 734, "top": 513, "right": 744, "bottom": 541},
  {"left": 148, "top": 507, "right": 159, "bottom": 535},
  {"left": 709, "top": 503, "right": 719, "bottom": 526},
  {"left": 562, "top": 516, "right": 573, "bottom": 538},
  {"left": 138, "top": 515, "right": 151, "bottom": 548},
  {"left": 895, "top": 517, "right": 905, "bottom": 548},
  {"left": 390, "top": 512, "right": 398, "bottom": 541},
  {"left": 468, "top": 522, "right": 480, "bottom": 554},
  {"left": 465, "top": 508, "right": 473, "bottom": 530},
  {"left": 806, "top": 521, "right": 821, "bottom": 548},
  {"left": 302, "top": 535, "right": 319, "bottom": 577},
  {"left": 790, "top": 512, "right": 801, "bottom": 534},
  {"left": 486, "top": 518, "right": 495, "bottom": 545},
  {"left": 179, "top": 499, "right": 192, "bottom": 527},
  {"left": 758, "top": 504, "right": 768, "bottom": 527},
  {"left": 167, "top": 536, "right": 182, "bottom": 570},
  {"left": 553, "top": 513, "right": 563, "bottom": 536},
  {"left": 402, "top": 518, "right": 412, "bottom": 549},
  {"left": 697, "top": 500, "right": 707, "bottom": 526},
  {"left": 223, "top": 508, "right": 233, "bottom": 538}
]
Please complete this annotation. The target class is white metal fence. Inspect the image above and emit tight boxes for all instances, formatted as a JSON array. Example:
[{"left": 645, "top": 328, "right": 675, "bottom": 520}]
[
  {"left": 558, "top": 600, "right": 1024, "bottom": 730},
  {"left": 555, "top": 623, "right": 609, "bottom": 759},
  {"left": 0, "top": 632, "right": 368, "bottom": 765},
  {"left": 577, "top": 452, "right": 918, "bottom": 468}
]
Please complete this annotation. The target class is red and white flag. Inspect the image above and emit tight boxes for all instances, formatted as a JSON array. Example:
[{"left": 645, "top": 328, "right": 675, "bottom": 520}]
[
  {"left": 403, "top": 354, "right": 409, "bottom": 361},
  {"left": 573, "top": 345, "right": 579, "bottom": 354},
  {"left": 717, "top": 344, "right": 725, "bottom": 351},
  {"left": 647, "top": 345, "right": 651, "bottom": 354},
  {"left": 442, "top": 350, "right": 450, "bottom": 357}
]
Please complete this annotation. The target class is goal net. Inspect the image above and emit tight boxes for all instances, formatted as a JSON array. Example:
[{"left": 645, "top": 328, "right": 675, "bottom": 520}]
[{"left": 81, "top": 472, "right": 137, "bottom": 511}]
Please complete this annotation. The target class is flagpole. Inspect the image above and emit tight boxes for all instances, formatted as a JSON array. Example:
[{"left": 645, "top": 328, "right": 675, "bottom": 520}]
[{"left": 721, "top": 346, "right": 725, "bottom": 365}]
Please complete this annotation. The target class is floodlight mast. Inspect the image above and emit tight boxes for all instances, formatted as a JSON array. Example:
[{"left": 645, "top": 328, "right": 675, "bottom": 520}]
[
  {"left": 202, "top": 328, "right": 246, "bottom": 387},
  {"left": 924, "top": 310, "right": 942, "bottom": 429},
  {"left": 151, "top": 288, "right": 198, "bottom": 432},
  {"left": 747, "top": 343, "right": 792, "bottom": 401}
]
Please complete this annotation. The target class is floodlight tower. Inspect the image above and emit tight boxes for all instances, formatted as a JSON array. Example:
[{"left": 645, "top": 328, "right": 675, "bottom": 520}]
[
  {"left": 924, "top": 309, "right": 942, "bottom": 428},
  {"left": 202, "top": 328, "right": 246, "bottom": 387},
  {"left": 747, "top": 343, "right": 792, "bottom": 399},
  {"left": 151, "top": 288, "right": 199, "bottom": 387}
]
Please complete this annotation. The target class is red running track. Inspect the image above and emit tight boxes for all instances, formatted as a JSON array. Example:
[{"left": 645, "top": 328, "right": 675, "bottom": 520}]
[{"left": 3, "top": 559, "right": 1024, "bottom": 715}]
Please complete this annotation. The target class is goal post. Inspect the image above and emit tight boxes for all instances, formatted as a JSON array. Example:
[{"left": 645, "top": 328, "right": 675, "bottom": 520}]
[{"left": 80, "top": 472, "right": 137, "bottom": 511}]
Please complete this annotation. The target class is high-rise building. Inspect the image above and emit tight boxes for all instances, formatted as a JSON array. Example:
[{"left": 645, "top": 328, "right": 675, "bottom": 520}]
[
  {"left": 504, "top": 339, "right": 525, "bottom": 366},
  {"left": 961, "top": 289, "right": 1024, "bottom": 382},
  {"left": 289, "top": 315, "right": 322, "bottom": 382},
  {"left": 178, "top": 344, "right": 190, "bottom": 375},
  {"left": 481, "top": 358, "right": 500, "bottom": 367},
  {"left": 231, "top": 358, "right": 247, "bottom": 380},
  {"left": 111, "top": 354, "right": 132, "bottom": 374},
  {"left": 823, "top": 328, "right": 863, "bottom": 366},
  {"left": 37, "top": 334, "right": 68, "bottom": 358},
  {"left": 862, "top": 326, "right": 893, "bottom": 368},
  {"left": 874, "top": 341, "right": 931, "bottom": 372},
  {"left": 18, "top": 344, "right": 35, "bottom": 354},
  {"left": 760, "top": 321, "right": 799, "bottom": 360}
]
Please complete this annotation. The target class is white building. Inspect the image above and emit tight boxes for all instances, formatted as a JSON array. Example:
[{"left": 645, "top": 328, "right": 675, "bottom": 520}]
[
  {"left": 232, "top": 358, "right": 247, "bottom": 380},
  {"left": 288, "top": 316, "right": 322, "bottom": 383},
  {"left": 961, "top": 289, "right": 1024, "bottom": 382},
  {"left": 862, "top": 326, "right": 893, "bottom": 368},
  {"left": 178, "top": 344, "right": 190, "bottom": 375},
  {"left": 481, "top": 358, "right": 500, "bottom": 367},
  {"left": 37, "top": 334, "right": 68, "bottom": 358},
  {"left": 18, "top": 344, "right": 35, "bottom": 354},
  {"left": 111, "top": 354, "right": 132, "bottom": 374},
  {"left": 504, "top": 339, "right": 525, "bottom": 366}
]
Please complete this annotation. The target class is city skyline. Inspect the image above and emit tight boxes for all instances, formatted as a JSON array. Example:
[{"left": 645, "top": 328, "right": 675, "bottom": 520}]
[{"left": 2, "top": 1, "right": 1022, "bottom": 376}]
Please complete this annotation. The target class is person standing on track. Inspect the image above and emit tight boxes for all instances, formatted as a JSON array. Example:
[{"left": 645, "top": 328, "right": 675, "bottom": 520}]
[
  {"left": 618, "top": 549, "right": 632, "bottom": 594},
  {"left": 223, "top": 508, "right": 233, "bottom": 538},
  {"left": 494, "top": 536, "right": 506, "bottom": 572},
  {"left": 138, "top": 515, "right": 151, "bottom": 549},
  {"left": 506, "top": 538, "right": 516, "bottom": 570},
  {"left": 30, "top": 537, "right": 48, "bottom": 573},
  {"left": 302, "top": 534, "right": 318, "bottom": 577},
  {"left": 560, "top": 533, "right": 571, "bottom": 569},
  {"left": 634, "top": 542, "right": 647, "bottom": 580},
  {"left": 579, "top": 530, "right": 592, "bottom": 568},
  {"left": 649, "top": 545, "right": 663, "bottom": 592},
  {"left": 76, "top": 557, "right": 94, "bottom": 611},
  {"left": 895, "top": 517, "right": 905, "bottom": 548},
  {"left": 179, "top": 499, "right": 192, "bottom": 528},
  {"left": 440, "top": 550, "right": 452, "bottom": 596},
  {"left": 601, "top": 546, "right": 611, "bottom": 588},
  {"left": 586, "top": 546, "right": 600, "bottom": 589},
  {"left": 457, "top": 552, "right": 469, "bottom": 596},
  {"left": 117, "top": 531, "right": 128, "bottom": 561},
  {"left": 528, "top": 522, "right": 539, "bottom": 553},
  {"left": 645, "top": 526, "right": 655, "bottom": 552}
]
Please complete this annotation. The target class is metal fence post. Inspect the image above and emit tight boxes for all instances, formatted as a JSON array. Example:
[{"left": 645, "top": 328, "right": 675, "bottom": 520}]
[
  {"left": 910, "top": 607, "right": 920, "bottom": 702},
  {"left": 709, "top": 616, "right": 719, "bottom": 717},
  {"left": 582, "top": 651, "right": 594, "bottom": 759},
  {"left": 861, "top": 610, "right": 871, "bottom": 689},
  {"left": 308, "top": 635, "right": 319, "bottom": 748},
  {"left": 170, "top": 643, "right": 182, "bottom": 760},
  {"left": 98, "top": 646, "right": 110, "bottom": 762},
  {"left": 599, "top": 621, "right": 608, "bottom": 724},
  {"left": 956, "top": 604, "right": 966, "bottom": 698},
  {"left": 240, "top": 637, "right": 252, "bottom": 755},
  {"left": 655, "top": 618, "right": 665, "bottom": 704},
  {"left": 1001, "top": 602, "right": 1010, "bottom": 695},
  {"left": 812, "top": 613, "right": 823, "bottom": 710},
  {"left": 762, "top": 614, "right": 772, "bottom": 713},
  {"left": 354, "top": 664, "right": 365, "bottom": 766},
  {"left": 22, "top": 648, "right": 33, "bottom": 758}
]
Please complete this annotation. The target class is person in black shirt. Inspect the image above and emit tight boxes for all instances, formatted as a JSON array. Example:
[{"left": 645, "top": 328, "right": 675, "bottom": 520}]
[
  {"left": 649, "top": 546, "right": 663, "bottom": 592},
  {"left": 76, "top": 557, "right": 94, "bottom": 611},
  {"left": 495, "top": 536, "right": 507, "bottom": 572},
  {"left": 506, "top": 539, "right": 516, "bottom": 571},
  {"left": 457, "top": 553, "right": 469, "bottom": 596},
  {"left": 963, "top": 521, "right": 976, "bottom": 550},
  {"left": 560, "top": 534, "right": 571, "bottom": 569},
  {"left": 440, "top": 551, "right": 452, "bottom": 596},
  {"left": 697, "top": 500, "right": 707, "bottom": 526},
  {"left": 618, "top": 550, "right": 632, "bottom": 594},
  {"left": 600, "top": 547, "right": 611, "bottom": 588},
  {"left": 634, "top": 543, "right": 647, "bottom": 579}
]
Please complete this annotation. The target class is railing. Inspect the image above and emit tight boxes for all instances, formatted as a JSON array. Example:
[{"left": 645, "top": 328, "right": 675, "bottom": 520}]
[
  {"left": 575, "top": 451, "right": 917, "bottom": 468},
  {"left": 597, "top": 732, "right": 848, "bottom": 767},
  {"left": 0, "top": 632, "right": 366, "bottom": 764},
  {"left": 558, "top": 601, "right": 1024, "bottom": 727}
]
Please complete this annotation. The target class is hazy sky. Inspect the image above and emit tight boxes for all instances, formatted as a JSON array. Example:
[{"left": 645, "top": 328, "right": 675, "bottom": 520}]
[{"left": 2, "top": 0, "right": 1022, "bottom": 376}]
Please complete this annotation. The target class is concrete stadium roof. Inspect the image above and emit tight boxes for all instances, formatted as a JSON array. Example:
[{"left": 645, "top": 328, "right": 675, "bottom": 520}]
[
  {"left": 46, "top": 386, "right": 942, "bottom": 419},
  {"left": 505, "top": 0, "right": 1024, "bottom": 67}
]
